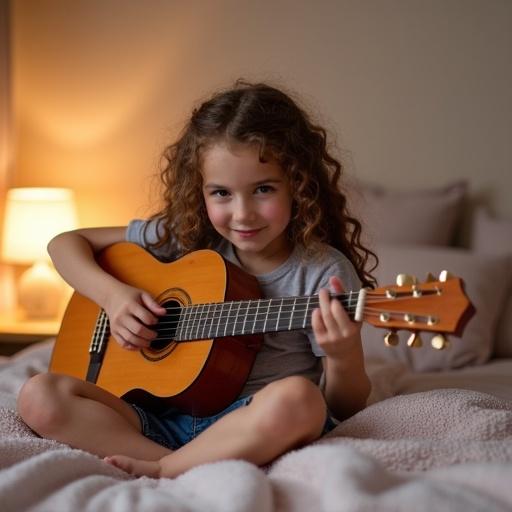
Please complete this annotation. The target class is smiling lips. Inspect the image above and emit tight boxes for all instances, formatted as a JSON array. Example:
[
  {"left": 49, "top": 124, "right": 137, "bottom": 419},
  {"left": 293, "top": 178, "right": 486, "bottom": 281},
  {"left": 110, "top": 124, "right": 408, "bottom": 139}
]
[{"left": 233, "top": 228, "right": 264, "bottom": 238}]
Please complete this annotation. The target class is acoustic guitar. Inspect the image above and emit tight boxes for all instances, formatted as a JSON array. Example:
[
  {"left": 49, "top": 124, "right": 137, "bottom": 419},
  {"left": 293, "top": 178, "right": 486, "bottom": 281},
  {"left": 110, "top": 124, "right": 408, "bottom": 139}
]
[{"left": 50, "top": 242, "right": 474, "bottom": 416}]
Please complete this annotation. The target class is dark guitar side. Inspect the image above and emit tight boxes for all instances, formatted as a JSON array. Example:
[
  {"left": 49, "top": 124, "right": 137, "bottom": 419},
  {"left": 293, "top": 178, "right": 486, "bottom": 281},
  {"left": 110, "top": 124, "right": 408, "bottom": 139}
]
[{"left": 50, "top": 243, "right": 263, "bottom": 417}]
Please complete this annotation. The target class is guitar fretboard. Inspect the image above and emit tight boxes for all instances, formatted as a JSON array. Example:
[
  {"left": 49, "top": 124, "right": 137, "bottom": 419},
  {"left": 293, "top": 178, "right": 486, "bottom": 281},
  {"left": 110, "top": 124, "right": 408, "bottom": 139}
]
[{"left": 174, "top": 292, "right": 360, "bottom": 341}]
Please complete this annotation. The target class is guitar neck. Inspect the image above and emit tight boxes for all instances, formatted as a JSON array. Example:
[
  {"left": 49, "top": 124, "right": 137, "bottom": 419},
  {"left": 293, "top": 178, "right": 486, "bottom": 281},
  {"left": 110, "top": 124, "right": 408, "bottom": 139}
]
[{"left": 173, "top": 291, "right": 362, "bottom": 341}]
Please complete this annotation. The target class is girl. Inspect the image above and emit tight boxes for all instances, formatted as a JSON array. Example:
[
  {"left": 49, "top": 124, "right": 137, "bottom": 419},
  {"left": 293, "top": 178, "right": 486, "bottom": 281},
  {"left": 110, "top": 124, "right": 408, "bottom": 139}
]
[{"left": 17, "top": 81, "right": 375, "bottom": 479}]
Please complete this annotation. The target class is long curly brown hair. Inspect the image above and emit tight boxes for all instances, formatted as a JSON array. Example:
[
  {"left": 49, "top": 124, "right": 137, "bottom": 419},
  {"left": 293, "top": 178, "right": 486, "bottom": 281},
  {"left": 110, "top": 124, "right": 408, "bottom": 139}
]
[{"left": 148, "top": 80, "right": 377, "bottom": 288}]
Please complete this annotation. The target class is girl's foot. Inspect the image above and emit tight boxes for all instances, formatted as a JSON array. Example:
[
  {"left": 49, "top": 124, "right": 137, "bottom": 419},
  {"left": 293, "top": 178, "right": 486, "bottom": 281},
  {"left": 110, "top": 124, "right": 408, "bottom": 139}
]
[{"left": 104, "top": 455, "right": 161, "bottom": 478}]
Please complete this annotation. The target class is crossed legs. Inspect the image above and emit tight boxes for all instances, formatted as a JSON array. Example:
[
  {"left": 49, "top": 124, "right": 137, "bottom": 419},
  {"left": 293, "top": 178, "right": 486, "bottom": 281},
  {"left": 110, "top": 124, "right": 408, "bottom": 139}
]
[{"left": 17, "top": 373, "right": 328, "bottom": 478}]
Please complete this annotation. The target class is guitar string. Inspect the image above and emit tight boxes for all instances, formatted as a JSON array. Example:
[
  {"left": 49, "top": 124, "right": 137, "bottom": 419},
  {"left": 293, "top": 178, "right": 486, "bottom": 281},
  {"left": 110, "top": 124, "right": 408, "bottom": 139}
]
[
  {"left": 96, "top": 306, "right": 428, "bottom": 344},
  {"left": 155, "top": 291, "right": 431, "bottom": 315},
  {"left": 153, "top": 302, "right": 360, "bottom": 326},
  {"left": 146, "top": 293, "right": 434, "bottom": 328},
  {"left": 96, "top": 294, "right": 436, "bottom": 340},
  {"left": 151, "top": 300, "right": 362, "bottom": 337},
  {"left": 149, "top": 313, "right": 407, "bottom": 343},
  {"left": 150, "top": 308, "right": 411, "bottom": 341}
]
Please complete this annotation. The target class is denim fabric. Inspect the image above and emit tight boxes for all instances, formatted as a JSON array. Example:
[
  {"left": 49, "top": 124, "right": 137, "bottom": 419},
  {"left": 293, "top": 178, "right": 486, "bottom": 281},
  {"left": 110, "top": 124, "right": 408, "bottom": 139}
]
[
  {"left": 131, "top": 396, "right": 254, "bottom": 450},
  {"left": 132, "top": 396, "right": 337, "bottom": 450}
]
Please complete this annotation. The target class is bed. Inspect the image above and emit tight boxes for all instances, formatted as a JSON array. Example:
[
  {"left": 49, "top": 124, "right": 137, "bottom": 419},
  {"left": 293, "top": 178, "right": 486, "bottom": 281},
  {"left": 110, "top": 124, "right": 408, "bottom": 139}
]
[{"left": 1, "top": 182, "right": 511, "bottom": 511}]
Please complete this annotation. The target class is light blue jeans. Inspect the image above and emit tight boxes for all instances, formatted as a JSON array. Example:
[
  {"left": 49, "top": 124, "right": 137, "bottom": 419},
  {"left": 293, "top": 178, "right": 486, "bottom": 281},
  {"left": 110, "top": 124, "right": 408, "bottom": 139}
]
[{"left": 132, "top": 396, "right": 336, "bottom": 450}]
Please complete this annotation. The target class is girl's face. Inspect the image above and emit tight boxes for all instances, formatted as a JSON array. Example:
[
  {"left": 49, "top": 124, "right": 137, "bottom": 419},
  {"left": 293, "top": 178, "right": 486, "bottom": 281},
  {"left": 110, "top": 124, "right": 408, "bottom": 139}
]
[{"left": 202, "top": 142, "right": 293, "bottom": 274}]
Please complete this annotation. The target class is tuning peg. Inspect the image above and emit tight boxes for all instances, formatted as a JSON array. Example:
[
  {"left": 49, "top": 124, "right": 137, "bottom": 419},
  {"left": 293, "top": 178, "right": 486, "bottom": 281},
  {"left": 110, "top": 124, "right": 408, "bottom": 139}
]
[
  {"left": 439, "top": 270, "right": 455, "bottom": 282},
  {"left": 384, "top": 331, "right": 399, "bottom": 347},
  {"left": 425, "top": 272, "right": 436, "bottom": 283},
  {"left": 396, "top": 274, "right": 417, "bottom": 286},
  {"left": 407, "top": 332, "right": 423, "bottom": 348},
  {"left": 431, "top": 334, "right": 450, "bottom": 350}
]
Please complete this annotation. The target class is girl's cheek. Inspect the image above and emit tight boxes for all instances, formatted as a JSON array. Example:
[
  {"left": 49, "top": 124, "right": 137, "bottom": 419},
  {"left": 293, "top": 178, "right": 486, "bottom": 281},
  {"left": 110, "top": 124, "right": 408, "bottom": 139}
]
[
  {"left": 205, "top": 203, "right": 228, "bottom": 227},
  {"left": 263, "top": 201, "right": 292, "bottom": 225}
]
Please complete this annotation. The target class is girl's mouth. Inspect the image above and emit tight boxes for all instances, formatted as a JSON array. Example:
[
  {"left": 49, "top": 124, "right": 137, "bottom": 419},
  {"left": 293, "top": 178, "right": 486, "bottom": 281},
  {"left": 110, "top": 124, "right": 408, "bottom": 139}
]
[{"left": 233, "top": 228, "right": 263, "bottom": 239}]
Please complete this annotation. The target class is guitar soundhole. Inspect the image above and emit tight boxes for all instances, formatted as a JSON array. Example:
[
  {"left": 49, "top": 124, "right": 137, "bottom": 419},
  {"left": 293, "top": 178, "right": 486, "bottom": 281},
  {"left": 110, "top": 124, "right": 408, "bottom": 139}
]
[{"left": 150, "top": 299, "right": 182, "bottom": 351}]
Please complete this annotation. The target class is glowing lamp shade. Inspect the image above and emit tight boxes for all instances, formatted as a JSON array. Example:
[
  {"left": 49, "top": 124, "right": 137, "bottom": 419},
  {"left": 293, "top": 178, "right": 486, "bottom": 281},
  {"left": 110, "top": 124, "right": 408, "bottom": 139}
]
[{"left": 1, "top": 188, "right": 78, "bottom": 318}]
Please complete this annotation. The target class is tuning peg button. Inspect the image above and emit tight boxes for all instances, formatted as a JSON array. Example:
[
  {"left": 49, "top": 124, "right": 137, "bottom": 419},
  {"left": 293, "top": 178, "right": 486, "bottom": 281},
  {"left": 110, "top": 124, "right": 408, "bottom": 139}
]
[
  {"left": 439, "top": 270, "right": 454, "bottom": 282},
  {"left": 431, "top": 334, "right": 450, "bottom": 350},
  {"left": 425, "top": 272, "right": 436, "bottom": 283},
  {"left": 407, "top": 332, "right": 423, "bottom": 348},
  {"left": 396, "top": 274, "right": 417, "bottom": 286},
  {"left": 384, "top": 331, "right": 399, "bottom": 347}
]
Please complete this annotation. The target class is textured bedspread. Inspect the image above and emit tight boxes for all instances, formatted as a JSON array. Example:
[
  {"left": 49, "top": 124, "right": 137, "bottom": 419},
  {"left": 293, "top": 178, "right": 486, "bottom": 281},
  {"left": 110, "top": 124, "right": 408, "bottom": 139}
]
[{"left": 1, "top": 342, "right": 512, "bottom": 511}]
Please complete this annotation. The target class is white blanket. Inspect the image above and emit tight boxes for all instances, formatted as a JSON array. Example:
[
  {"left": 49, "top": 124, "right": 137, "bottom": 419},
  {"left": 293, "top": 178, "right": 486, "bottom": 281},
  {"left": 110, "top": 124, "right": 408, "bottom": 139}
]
[{"left": 1, "top": 342, "right": 512, "bottom": 512}]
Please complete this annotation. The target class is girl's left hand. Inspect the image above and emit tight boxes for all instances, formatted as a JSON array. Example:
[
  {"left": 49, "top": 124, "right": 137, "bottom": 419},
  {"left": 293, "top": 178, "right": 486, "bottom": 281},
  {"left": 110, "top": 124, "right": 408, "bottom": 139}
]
[{"left": 311, "top": 276, "right": 362, "bottom": 360}]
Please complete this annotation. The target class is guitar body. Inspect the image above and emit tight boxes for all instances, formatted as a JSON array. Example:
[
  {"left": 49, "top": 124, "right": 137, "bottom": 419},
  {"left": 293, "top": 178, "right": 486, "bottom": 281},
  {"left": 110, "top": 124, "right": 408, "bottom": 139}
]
[{"left": 50, "top": 243, "right": 263, "bottom": 417}]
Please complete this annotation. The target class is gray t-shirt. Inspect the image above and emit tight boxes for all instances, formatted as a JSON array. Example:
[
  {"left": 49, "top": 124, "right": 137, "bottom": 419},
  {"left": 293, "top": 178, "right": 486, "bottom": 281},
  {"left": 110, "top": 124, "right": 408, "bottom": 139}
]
[{"left": 126, "top": 219, "right": 360, "bottom": 397}]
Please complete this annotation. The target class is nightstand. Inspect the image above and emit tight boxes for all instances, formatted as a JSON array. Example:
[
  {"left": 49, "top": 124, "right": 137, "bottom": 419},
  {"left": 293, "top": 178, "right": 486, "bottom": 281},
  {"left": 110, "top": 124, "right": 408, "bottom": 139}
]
[{"left": 0, "top": 312, "right": 61, "bottom": 356}]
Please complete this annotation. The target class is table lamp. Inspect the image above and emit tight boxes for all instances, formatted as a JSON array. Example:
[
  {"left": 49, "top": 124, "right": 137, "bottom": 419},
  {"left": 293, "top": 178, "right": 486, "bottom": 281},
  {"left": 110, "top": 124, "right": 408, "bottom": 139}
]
[{"left": 1, "top": 188, "right": 78, "bottom": 319}]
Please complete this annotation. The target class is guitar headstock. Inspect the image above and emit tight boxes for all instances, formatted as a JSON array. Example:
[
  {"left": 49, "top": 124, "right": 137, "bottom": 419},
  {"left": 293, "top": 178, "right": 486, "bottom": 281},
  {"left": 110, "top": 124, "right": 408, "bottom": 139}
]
[{"left": 364, "top": 271, "right": 475, "bottom": 350}]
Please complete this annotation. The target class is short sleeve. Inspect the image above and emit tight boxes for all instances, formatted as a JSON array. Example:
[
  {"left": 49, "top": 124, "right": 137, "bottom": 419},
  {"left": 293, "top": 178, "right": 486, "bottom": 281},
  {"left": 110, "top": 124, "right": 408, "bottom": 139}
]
[{"left": 125, "top": 218, "right": 180, "bottom": 261}]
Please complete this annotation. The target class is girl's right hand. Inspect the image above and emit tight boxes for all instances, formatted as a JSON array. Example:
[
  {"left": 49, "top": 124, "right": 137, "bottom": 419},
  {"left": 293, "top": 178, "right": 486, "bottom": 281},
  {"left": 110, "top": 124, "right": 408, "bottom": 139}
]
[{"left": 103, "top": 282, "right": 167, "bottom": 350}]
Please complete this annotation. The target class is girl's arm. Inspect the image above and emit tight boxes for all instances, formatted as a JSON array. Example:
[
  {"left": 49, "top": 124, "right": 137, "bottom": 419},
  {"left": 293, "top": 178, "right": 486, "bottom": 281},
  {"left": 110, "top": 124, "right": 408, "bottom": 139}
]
[
  {"left": 48, "top": 228, "right": 165, "bottom": 349},
  {"left": 321, "top": 342, "right": 371, "bottom": 421},
  {"left": 311, "top": 276, "right": 371, "bottom": 421},
  {"left": 48, "top": 227, "right": 127, "bottom": 308}
]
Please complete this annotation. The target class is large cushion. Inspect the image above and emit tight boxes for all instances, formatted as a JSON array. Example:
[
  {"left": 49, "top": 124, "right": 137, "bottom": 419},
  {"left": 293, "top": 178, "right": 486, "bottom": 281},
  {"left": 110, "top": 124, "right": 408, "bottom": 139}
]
[
  {"left": 361, "top": 244, "right": 512, "bottom": 371},
  {"left": 471, "top": 208, "right": 512, "bottom": 357},
  {"left": 349, "top": 181, "right": 467, "bottom": 247}
]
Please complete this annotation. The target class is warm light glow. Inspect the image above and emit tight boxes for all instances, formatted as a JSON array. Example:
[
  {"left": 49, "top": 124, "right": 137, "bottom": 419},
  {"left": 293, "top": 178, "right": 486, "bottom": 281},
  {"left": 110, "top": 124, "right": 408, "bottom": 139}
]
[{"left": 1, "top": 188, "right": 79, "bottom": 264}]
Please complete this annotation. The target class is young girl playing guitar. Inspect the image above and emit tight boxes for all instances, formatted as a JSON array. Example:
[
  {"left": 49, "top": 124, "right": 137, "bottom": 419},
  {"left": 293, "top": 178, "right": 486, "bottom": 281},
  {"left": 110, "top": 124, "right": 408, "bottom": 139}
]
[{"left": 17, "top": 81, "right": 376, "bottom": 478}]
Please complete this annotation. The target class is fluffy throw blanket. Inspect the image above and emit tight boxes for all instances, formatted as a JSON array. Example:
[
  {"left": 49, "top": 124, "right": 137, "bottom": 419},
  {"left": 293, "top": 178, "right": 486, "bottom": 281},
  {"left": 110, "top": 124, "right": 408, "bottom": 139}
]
[{"left": 1, "top": 342, "right": 511, "bottom": 512}]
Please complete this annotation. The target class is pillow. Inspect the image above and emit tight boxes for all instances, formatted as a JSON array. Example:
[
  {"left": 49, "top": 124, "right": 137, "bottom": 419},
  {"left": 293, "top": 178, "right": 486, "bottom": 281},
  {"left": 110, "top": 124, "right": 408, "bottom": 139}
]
[
  {"left": 471, "top": 208, "right": 512, "bottom": 357},
  {"left": 349, "top": 181, "right": 467, "bottom": 247},
  {"left": 361, "top": 244, "right": 512, "bottom": 371}
]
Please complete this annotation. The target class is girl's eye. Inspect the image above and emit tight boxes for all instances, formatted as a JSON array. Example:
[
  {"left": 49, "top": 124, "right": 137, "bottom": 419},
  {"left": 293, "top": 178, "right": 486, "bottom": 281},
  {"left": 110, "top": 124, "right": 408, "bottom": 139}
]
[
  {"left": 256, "top": 185, "right": 275, "bottom": 194},
  {"left": 211, "top": 189, "right": 230, "bottom": 197}
]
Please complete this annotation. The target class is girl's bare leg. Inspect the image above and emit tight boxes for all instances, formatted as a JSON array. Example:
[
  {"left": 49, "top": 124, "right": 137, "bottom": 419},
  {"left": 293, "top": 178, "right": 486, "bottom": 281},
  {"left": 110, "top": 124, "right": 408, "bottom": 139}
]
[
  {"left": 106, "top": 376, "right": 328, "bottom": 478},
  {"left": 17, "top": 373, "right": 170, "bottom": 460}
]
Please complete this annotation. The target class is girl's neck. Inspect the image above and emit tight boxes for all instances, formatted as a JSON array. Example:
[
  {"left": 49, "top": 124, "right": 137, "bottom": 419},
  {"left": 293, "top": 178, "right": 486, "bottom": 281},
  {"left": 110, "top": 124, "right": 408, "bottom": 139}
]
[{"left": 233, "top": 240, "right": 293, "bottom": 276}]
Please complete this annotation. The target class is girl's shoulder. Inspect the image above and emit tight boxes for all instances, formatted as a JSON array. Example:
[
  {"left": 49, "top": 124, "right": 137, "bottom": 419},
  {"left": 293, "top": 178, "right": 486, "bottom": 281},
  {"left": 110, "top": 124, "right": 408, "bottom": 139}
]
[
  {"left": 126, "top": 218, "right": 182, "bottom": 261},
  {"left": 298, "top": 241, "right": 351, "bottom": 269},
  {"left": 298, "top": 241, "right": 361, "bottom": 291}
]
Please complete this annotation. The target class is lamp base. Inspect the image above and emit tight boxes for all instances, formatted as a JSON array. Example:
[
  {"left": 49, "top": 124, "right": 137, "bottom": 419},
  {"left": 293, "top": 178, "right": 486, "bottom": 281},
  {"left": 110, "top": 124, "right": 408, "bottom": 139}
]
[{"left": 18, "top": 261, "right": 65, "bottom": 319}]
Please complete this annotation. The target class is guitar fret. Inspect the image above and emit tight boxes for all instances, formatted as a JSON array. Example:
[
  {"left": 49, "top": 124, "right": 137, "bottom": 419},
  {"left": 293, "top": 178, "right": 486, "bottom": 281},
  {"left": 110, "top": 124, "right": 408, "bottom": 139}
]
[
  {"left": 223, "top": 301, "right": 233, "bottom": 337},
  {"left": 201, "top": 304, "right": 210, "bottom": 339},
  {"left": 265, "top": 299, "right": 277, "bottom": 331},
  {"left": 191, "top": 305, "right": 199, "bottom": 340},
  {"left": 185, "top": 305, "right": 193, "bottom": 340},
  {"left": 303, "top": 296, "right": 311, "bottom": 329},
  {"left": 195, "top": 304, "right": 203, "bottom": 340},
  {"left": 185, "top": 306, "right": 192, "bottom": 340},
  {"left": 262, "top": 300, "right": 270, "bottom": 333},
  {"left": 251, "top": 300, "right": 260, "bottom": 334},
  {"left": 276, "top": 298, "right": 283, "bottom": 331},
  {"left": 278, "top": 298, "right": 293, "bottom": 331},
  {"left": 194, "top": 304, "right": 203, "bottom": 340},
  {"left": 288, "top": 297, "right": 297, "bottom": 330},
  {"left": 241, "top": 301, "right": 249, "bottom": 335},
  {"left": 175, "top": 311, "right": 182, "bottom": 341},
  {"left": 212, "top": 303, "right": 220, "bottom": 338},
  {"left": 233, "top": 301, "right": 242, "bottom": 336}
]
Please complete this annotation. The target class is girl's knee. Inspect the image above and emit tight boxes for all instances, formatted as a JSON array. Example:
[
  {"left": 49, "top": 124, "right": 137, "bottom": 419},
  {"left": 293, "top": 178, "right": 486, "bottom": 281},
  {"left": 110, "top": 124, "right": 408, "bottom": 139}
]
[
  {"left": 17, "top": 373, "right": 72, "bottom": 435},
  {"left": 253, "top": 376, "right": 326, "bottom": 440}
]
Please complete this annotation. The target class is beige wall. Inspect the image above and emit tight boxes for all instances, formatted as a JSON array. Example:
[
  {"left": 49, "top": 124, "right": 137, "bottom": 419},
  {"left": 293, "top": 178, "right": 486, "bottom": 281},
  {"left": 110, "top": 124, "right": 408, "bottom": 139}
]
[
  {"left": 0, "top": 0, "right": 11, "bottom": 197},
  {"left": 10, "top": 0, "right": 512, "bottom": 227}
]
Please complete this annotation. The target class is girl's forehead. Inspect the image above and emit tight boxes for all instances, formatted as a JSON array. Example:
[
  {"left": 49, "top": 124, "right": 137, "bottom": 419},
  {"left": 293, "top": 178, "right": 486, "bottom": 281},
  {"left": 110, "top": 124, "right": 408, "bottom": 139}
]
[{"left": 201, "top": 142, "right": 285, "bottom": 180}]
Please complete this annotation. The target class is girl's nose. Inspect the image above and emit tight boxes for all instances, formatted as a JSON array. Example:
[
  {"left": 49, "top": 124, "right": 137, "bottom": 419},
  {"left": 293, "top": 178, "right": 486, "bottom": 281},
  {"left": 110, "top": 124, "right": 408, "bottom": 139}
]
[{"left": 233, "top": 199, "right": 256, "bottom": 223}]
